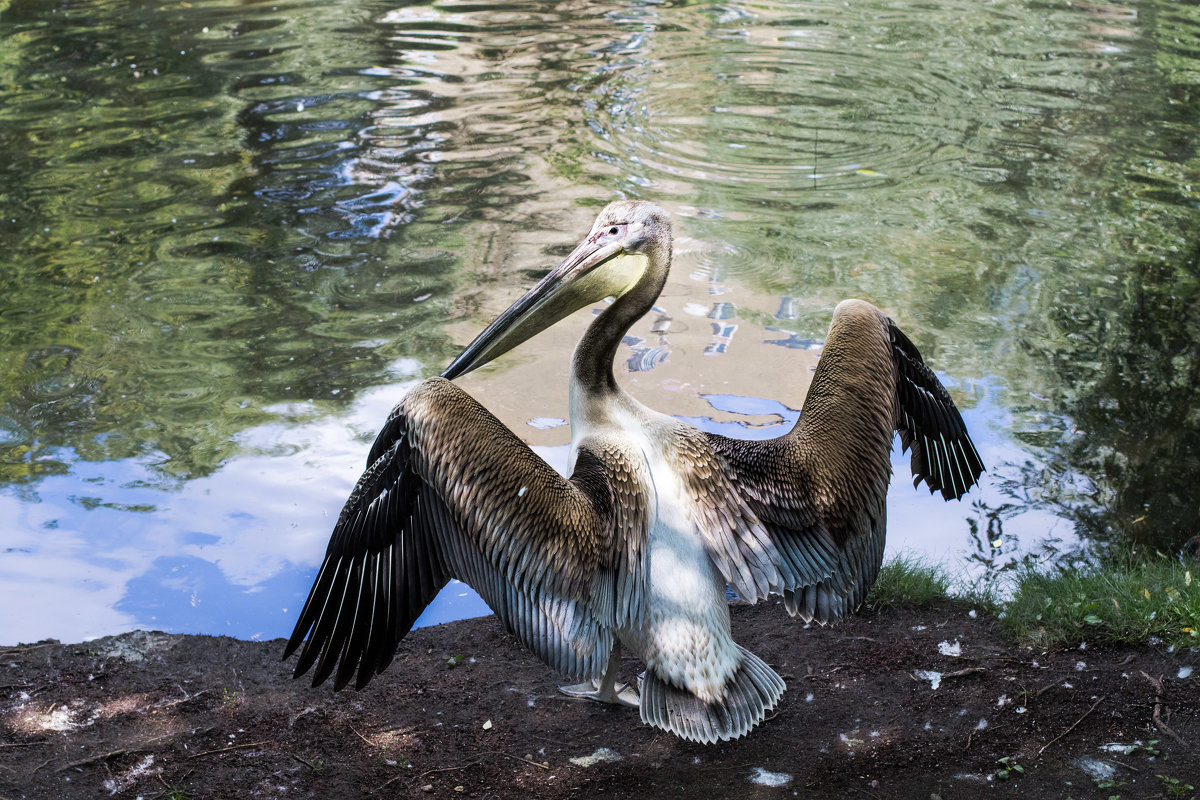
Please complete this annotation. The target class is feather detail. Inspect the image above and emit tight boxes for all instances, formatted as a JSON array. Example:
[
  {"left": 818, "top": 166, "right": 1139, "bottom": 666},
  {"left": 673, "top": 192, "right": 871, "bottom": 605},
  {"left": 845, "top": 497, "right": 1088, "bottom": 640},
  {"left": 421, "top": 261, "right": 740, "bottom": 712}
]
[{"left": 283, "top": 378, "right": 628, "bottom": 690}]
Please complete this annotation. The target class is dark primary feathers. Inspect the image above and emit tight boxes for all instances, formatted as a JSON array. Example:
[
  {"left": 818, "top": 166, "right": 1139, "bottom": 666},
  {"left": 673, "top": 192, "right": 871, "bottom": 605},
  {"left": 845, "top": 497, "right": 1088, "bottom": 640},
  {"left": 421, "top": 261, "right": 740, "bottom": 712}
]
[{"left": 889, "top": 320, "right": 985, "bottom": 501}]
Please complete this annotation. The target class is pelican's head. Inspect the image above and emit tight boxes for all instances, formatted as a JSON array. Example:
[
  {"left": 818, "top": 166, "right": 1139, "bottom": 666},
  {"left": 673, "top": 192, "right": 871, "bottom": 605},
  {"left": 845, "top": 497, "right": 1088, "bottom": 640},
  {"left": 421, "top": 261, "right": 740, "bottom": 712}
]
[{"left": 442, "top": 200, "right": 671, "bottom": 380}]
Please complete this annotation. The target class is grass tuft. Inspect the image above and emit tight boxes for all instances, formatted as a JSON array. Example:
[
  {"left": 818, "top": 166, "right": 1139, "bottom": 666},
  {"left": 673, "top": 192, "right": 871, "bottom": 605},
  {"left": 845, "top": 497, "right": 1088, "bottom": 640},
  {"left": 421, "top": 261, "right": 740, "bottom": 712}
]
[
  {"left": 862, "top": 549, "right": 1198, "bottom": 652},
  {"left": 1001, "top": 554, "right": 1199, "bottom": 651},
  {"left": 864, "top": 554, "right": 952, "bottom": 611}
]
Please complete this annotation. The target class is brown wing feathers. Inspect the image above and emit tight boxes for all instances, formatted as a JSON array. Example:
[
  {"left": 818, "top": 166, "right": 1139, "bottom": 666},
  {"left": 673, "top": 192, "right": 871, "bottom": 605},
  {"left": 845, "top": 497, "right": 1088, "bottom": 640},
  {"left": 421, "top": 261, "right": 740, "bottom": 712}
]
[
  {"left": 284, "top": 378, "right": 621, "bottom": 691},
  {"left": 705, "top": 302, "right": 983, "bottom": 625}
]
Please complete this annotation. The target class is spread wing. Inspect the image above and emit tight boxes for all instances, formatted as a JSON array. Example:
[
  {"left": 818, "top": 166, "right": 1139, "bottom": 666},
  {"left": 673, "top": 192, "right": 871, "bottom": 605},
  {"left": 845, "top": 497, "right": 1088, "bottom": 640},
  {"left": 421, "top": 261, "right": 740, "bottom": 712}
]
[
  {"left": 283, "top": 377, "right": 640, "bottom": 691},
  {"left": 705, "top": 300, "right": 984, "bottom": 623}
]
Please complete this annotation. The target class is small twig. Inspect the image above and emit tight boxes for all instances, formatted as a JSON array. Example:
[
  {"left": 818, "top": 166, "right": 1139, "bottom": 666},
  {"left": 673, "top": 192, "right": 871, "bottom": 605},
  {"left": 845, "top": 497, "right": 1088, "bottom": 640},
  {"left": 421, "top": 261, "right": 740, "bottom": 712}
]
[
  {"left": 803, "top": 665, "right": 845, "bottom": 680},
  {"left": 289, "top": 752, "right": 321, "bottom": 771},
  {"left": 482, "top": 750, "right": 549, "bottom": 770},
  {"left": 414, "top": 756, "right": 487, "bottom": 779},
  {"left": 399, "top": 748, "right": 549, "bottom": 787},
  {"left": 697, "top": 762, "right": 755, "bottom": 773},
  {"left": 518, "top": 731, "right": 570, "bottom": 746},
  {"left": 1038, "top": 694, "right": 1105, "bottom": 756},
  {"left": 942, "top": 667, "right": 988, "bottom": 680},
  {"left": 0, "top": 741, "right": 47, "bottom": 748},
  {"left": 369, "top": 773, "right": 407, "bottom": 794},
  {"left": 156, "top": 690, "right": 208, "bottom": 711},
  {"left": 348, "top": 723, "right": 374, "bottom": 747},
  {"left": 1140, "top": 671, "right": 1188, "bottom": 748},
  {"left": 56, "top": 747, "right": 129, "bottom": 773},
  {"left": 155, "top": 769, "right": 193, "bottom": 793},
  {"left": 30, "top": 757, "right": 55, "bottom": 775},
  {"left": 187, "top": 742, "right": 265, "bottom": 759}
]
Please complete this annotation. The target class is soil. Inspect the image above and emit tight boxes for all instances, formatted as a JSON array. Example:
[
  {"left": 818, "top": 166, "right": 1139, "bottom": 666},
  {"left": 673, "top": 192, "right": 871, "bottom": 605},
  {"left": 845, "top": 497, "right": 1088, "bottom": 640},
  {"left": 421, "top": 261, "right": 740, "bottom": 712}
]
[{"left": 2, "top": 600, "right": 1196, "bottom": 800}]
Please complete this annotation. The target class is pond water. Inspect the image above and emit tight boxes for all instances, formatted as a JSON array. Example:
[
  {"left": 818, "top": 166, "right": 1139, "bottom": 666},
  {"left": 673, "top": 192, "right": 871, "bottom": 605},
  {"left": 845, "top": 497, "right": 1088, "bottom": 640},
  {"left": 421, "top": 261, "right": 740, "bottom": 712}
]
[{"left": 2, "top": 0, "right": 1198, "bottom": 645}]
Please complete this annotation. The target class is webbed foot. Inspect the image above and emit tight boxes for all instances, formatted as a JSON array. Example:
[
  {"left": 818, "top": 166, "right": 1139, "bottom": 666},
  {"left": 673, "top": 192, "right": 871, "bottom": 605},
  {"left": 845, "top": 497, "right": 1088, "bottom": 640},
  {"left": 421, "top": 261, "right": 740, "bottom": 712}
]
[{"left": 558, "top": 679, "right": 640, "bottom": 708}]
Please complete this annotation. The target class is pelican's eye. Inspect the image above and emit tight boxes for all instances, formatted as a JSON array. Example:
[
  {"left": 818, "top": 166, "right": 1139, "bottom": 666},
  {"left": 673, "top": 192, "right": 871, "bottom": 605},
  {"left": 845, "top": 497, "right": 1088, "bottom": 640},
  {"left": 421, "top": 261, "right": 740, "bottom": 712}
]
[{"left": 596, "top": 223, "right": 626, "bottom": 244}]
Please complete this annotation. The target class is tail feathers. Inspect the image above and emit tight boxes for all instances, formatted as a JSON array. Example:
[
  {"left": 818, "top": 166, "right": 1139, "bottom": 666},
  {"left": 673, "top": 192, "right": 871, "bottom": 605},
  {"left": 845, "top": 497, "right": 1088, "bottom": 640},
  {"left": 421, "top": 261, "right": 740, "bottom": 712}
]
[{"left": 640, "top": 645, "right": 785, "bottom": 744}]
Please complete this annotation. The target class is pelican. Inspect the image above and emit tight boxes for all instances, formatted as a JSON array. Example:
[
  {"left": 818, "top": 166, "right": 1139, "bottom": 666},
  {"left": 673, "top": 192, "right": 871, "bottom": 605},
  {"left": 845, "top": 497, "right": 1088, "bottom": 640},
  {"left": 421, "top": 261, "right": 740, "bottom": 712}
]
[{"left": 284, "top": 200, "right": 984, "bottom": 743}]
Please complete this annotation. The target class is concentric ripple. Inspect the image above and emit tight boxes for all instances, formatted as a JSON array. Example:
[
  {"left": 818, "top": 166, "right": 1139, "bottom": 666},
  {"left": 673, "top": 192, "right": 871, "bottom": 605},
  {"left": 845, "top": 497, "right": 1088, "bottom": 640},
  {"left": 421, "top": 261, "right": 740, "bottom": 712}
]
[{"left": 578, "top": 0, "right": 1131, "bottom": 211}]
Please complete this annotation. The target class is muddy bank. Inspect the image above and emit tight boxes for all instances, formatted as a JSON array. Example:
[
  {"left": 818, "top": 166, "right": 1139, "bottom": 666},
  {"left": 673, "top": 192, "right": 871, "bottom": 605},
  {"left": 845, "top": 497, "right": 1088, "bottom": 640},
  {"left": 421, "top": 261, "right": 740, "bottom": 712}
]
[{"left": 2, "top": 601, "right": 1196, "bottom": 799}]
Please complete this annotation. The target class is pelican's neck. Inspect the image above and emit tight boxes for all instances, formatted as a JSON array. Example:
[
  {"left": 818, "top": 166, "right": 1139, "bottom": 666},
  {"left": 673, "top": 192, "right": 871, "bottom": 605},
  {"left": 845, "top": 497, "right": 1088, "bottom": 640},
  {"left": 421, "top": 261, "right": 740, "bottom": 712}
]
[{"left": 570, "top": 246, "right": 670, "bottom": 401}]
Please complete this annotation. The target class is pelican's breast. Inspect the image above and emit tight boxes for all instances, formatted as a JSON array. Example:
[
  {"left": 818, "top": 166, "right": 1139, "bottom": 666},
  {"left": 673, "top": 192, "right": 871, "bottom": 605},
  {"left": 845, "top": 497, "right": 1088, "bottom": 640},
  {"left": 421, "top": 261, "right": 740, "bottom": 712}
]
[{"left": 586, "top": 406, "right": 740, "bottom": 705}]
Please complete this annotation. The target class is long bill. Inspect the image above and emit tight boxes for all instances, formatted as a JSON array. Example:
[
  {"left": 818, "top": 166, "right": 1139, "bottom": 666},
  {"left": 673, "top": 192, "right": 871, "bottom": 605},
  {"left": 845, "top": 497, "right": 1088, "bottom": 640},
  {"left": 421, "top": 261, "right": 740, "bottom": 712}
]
[{"left": 441, "top": 232, "right": 627, "bottom": 381}]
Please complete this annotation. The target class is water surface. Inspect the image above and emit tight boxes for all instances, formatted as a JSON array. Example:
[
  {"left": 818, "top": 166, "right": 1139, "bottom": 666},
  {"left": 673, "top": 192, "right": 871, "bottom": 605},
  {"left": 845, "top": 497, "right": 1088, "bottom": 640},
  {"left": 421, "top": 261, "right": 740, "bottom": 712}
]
[{"left": 2, "top": 0, "right": 1198, "bottom": 644}]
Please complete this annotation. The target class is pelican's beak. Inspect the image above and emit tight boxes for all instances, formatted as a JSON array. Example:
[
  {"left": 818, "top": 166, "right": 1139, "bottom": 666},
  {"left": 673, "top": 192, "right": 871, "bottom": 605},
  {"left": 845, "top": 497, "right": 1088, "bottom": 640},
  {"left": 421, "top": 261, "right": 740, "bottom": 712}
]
[{"left": 442, "top": 227, "right": 642, "bottom": 380}]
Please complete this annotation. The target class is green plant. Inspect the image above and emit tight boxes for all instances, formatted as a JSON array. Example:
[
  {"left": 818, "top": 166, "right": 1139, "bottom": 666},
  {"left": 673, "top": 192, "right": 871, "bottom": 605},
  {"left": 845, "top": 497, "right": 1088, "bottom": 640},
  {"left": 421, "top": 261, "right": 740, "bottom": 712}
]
[
  {"left": 994, "top": 756, "right": 1024, "bottom": 780},
  {"left": 1002, "top": 551, "right": 1199, "bottom": 650},
  {"left": 1126, "top": 740, "right": 1161, "bottom": 758},
  {"left": 1157, "top": 774, "right": 1196, "bottom": 798}
]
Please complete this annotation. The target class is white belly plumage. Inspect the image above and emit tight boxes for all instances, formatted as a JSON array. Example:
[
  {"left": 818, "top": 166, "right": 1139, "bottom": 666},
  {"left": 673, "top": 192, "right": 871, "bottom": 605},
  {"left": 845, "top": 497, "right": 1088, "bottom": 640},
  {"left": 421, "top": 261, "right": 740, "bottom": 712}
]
[
  {"left": 638, "top": 494, "right": 739, "bottom": 704},
  {"left": 616, "top": 429, "right": 740, "bottom": 705}
]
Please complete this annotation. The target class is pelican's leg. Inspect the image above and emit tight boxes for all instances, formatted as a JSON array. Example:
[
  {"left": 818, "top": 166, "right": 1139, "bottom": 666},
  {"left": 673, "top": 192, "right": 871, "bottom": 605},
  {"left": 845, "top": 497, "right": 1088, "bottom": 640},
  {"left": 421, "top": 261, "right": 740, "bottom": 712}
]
[{"left": 558, "top": 641, "right": 640, "bottom": 708}]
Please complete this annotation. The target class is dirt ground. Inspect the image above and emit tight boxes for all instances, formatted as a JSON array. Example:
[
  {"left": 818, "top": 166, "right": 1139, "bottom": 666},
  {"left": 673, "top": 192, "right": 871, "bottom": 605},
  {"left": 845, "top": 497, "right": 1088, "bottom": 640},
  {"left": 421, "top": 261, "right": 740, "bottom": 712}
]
[{"left": 1, "top": 600, "right": 1196, "bottom": 800}]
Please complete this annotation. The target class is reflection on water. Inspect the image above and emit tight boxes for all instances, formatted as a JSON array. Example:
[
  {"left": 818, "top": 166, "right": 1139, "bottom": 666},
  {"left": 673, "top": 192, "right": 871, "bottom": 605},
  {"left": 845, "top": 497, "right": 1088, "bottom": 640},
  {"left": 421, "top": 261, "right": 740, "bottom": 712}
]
[{"left": 1, "top": 0, "right": 1198, "bottom": 644}]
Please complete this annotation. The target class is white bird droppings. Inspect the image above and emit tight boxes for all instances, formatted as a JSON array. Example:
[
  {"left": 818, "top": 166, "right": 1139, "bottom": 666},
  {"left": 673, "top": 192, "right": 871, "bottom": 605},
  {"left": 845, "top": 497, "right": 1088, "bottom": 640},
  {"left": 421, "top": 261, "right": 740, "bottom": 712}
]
[
  {"left": 1178, "top": 665, "right": 1193, "bottom": 679},
  {"left": 1077, "top": 758, "right": 1116, "bottom": 781},
  {"left": 914, "top": 670, "right": 942, "bottom": 690},
  {"left": 517, "top": 486, "right": 527, "bottom": 498},
  {"left": 938, "top": 640, "right": 962, "bottom": 657},
  {"left": 569, "top": 748, "right": 622, "bottom": 767},
  {"left": 102, "top": 755, "right": 156, "bottom": 794},
  {"left": 750, "top": 767, "right": 792, "bottom": 787}
]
